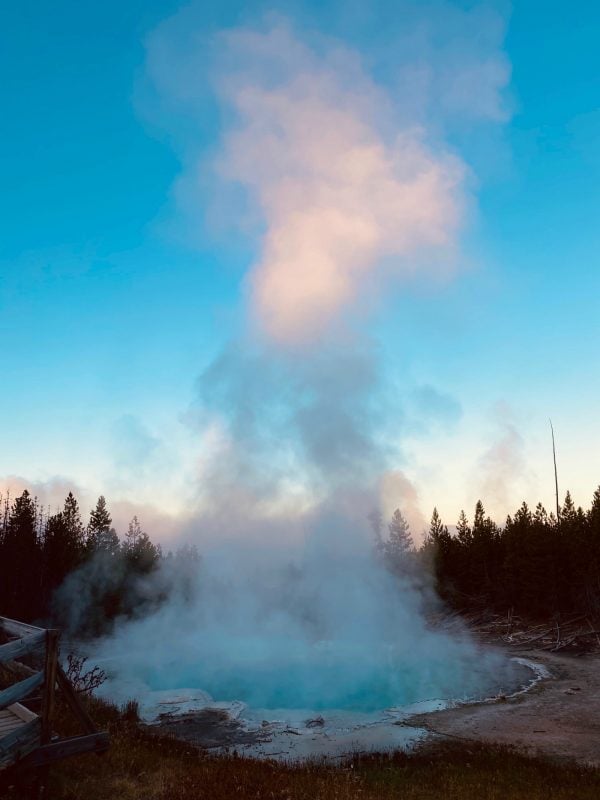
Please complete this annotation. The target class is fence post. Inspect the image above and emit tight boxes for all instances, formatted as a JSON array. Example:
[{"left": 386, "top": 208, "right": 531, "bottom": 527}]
[{"left": 41, "top": 630, "right": 59, "bottom": 744}]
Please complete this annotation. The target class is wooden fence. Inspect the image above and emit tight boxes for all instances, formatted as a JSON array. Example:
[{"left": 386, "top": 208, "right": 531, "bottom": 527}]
[{"left": 0, "top": 616, "right": 109, "bottom": 775}]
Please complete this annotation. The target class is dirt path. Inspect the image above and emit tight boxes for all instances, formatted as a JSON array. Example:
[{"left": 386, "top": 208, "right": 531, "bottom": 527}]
[{"left": 407, "top": 649, "right": 600, "bottom": 765}]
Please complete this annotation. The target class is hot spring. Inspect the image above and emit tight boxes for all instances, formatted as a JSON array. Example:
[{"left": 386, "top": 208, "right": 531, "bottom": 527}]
[{"left": 88, "top": 522, "right": 536, "bottom": 757}]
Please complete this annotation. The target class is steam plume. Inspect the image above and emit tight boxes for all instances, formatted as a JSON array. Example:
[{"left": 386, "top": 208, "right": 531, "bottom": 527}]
[
  {"left": 218, "top": 21, "right": 465, "bottom": 344},
  {"left": 143, "top": 6, "right": 510, "bottom": 346},
  {"left": 79, "top": 6, "right": 521, "bottom": 727}
]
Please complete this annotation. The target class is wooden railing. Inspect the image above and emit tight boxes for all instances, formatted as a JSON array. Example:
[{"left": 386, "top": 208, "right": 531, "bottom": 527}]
[{"left": 0, "top": 616, "right": 109, "bottom": 774}]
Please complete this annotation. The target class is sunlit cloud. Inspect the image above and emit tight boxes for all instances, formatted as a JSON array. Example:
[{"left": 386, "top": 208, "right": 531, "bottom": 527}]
[
  {"left": 218, "top": 21, "right": 465, "bottom": 345},
  {"left": 144, "top": 6, "right": 511, "bottom": 347}
]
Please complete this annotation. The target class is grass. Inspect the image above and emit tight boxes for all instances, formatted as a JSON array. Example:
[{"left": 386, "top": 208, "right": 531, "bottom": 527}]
[{"left": 2, "top": 694, "right": 599, "bottom": 799}]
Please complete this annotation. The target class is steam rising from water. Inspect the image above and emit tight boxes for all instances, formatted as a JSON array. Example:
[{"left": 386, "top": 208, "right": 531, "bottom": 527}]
[
  {"left": 83, "top": 6, "right": 519, "bottom": 722},
  {"left": 87, "top": 346, "right": 519, "bottom": 714},
  {"left": 93, "top": 512, "right": 514, "bottom": 713}
]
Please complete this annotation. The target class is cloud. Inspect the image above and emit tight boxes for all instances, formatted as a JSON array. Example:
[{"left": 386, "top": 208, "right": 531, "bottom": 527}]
[
  {"left": 109, "top": 499, "right": 187, "bottom": 544},
  {"left": 0, "top": 475, "right": 87, "bottom": 516},
  {"left": 143, "top": 4, "right": 511, "bottom": 346},
  {"left": 0, "top": 472, "right": 190, "bottom": 544},
  {"left": 476, "top": 404, "right": 534, "bottom": 516}
]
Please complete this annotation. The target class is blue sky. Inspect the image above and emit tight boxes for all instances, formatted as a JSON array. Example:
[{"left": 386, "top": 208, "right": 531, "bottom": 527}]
[{"left": 1, "top": 1, "right": 599, "bottom": 536}]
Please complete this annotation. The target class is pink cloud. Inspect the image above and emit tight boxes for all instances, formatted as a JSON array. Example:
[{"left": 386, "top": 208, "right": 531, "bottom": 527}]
[{"left": 218, "top": 23, "right": 466, "bottom": 345}]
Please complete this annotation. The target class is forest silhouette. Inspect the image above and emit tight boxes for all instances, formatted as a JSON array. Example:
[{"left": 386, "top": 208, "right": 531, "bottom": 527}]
[
  {"left": 0, "top": 491, "right": 199, "bottom": 633},
  {"left": 1, "top": 486, "right": 599, "bottom": 630}
]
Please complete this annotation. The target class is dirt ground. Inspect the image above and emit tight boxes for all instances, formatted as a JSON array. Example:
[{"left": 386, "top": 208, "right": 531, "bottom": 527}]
[
  {"left": 156, "top": 708, "right": 270, "bottom": 749},
  {"left": 407, "top": 649, "right": 600, "bottom": 766}
]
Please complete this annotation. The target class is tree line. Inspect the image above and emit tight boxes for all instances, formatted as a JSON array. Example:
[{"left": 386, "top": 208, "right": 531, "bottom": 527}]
[
  {"left": 2, "top": 485, "right": 599, "bottom": 632},
  {"left": 0, "top": 490, "right": 199, "bottom": 634},
  {"left": 376, "top": 487, "right": 600, "bottom": 617}
]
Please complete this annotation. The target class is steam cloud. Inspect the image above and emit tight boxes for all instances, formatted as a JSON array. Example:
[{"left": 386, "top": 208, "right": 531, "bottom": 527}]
[
  {"left": 144, "top": 5, "right": 510, "bottom": 346},
  {"left": 189, "top": 343, "right": 401, "bottom": 525},
  {"left": 477, "top": 404, "right": 534, "bottom": 518},
  {"left": 77, "top": 5, "right": 520, "bottom": 726},
  {"left": 218, "top": 22, "right": 465, "bottom": 344},
  {"left": 93, "top": 518, "right": 514, "bottom": 712}
]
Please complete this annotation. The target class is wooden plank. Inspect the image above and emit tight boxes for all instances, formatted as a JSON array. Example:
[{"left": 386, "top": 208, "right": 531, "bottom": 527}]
[
  {"left": 0, "top": 630, "right": 46, "bottom": 664},
  {"left": 8, "top": 703, "right": 37, "bottom": 723},
  {"left": 56, "top": 666, "right": 97, "bottom": 735},
  {"left": 3, "top": 659, "right": 37, "bottom": 678},
  {"left": 19, "top": 731, "right": 109, "bottom": 768},
  {"left": 0, "top": 716, "right": 21, "bottom": 729},
  {"left": 0, "top": 719, "right": 22, "bottom": 735},
  {"left": 0, "top": 709, "right": 26, "bottom": 730},
  {"left": 0, "top": 718, "right": 40, "bottom": 769},
  {"left": 0, "top": 617, "right": 44, "bottom": 638},
  {"left": 0, "top": 671, "right": 44, "bottom": 712},
  {"left": 41, "top": 629, "right": 59, "bottom": 744},
  {"left": 0, "top": 722, "right": 21, "bottom": 732}
]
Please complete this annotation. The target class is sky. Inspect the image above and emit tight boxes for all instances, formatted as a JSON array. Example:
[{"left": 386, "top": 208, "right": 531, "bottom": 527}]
[{"left": 1, "top": 0, "right": 599, "bottom": 539}]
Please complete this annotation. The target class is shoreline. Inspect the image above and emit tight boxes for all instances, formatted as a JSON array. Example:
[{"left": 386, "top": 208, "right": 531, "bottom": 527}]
[
  {"left": 147, "top": 648, "right": 580, "bottom": 763},
  {"left": 405, "top": 648, "right": 600, "bottom": 766}
]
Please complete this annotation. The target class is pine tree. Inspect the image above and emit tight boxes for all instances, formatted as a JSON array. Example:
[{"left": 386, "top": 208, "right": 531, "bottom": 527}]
[
  {"left": 529, "top": 502, "right": 558, "bottom": 613},
  {"left": 556, "top": 490, "right": 578, "bottom": 609},
  {"left": 502, "top": 502, "right": 532, "bottom": 611},
  {"left": 424, "top": 507, "right": 455, "bottom": 599},
  {"left": 471, "top": 500, "right": 499, "bottom": 598},
  {"left": 2, "top": 491, "right": 40, "bottom": 619},
  {"left": 586, "top": 487, "right": 600, "bottom": 611},
  {"left": 473, "top": 500, "right": 485, "bottom": 532},
  {"left": 383, "top": 509, "right": 413, "bottom": 574},
  {"left": 456, "top": 510, "right": 471, "bottom": 546},
  {"left": 561, "top": 490, "right": 576, "bottom": 523},
  {"left": 454, "top": 510, "right": 473, "bottom": 596},
  {"left": 534, "top": 502, "right": 548, "bottom": 524},
  {"left": 43, "top": 512, "right": 83, "bottom": 599},
  {"left": 62, "top": 492, "right": 85, "bottom": 556},
  {"left": 126, "top": 516, "right": 142, "bottom": 549},
  {"left": 589, "top": 487, "right": 600, "bottom": 525},
  {"left": 124, "top": 516, "right": 161, "bottom": 575},
  {"left": 428, "top": 508, "right": 445, "bottom": 541},
  {"left": 39, "top": 493, "right": 86, "bottom": 609},
  {"left": 87, "top": 496, "right": 120, "bottom": 556}
]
